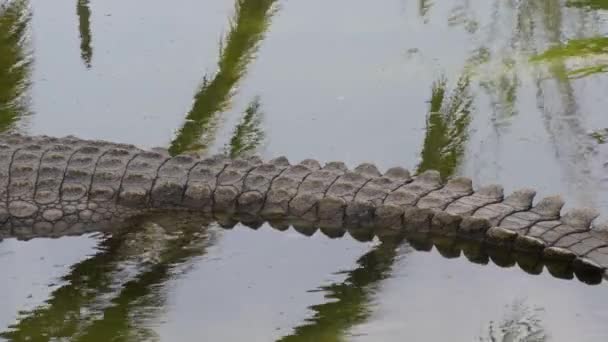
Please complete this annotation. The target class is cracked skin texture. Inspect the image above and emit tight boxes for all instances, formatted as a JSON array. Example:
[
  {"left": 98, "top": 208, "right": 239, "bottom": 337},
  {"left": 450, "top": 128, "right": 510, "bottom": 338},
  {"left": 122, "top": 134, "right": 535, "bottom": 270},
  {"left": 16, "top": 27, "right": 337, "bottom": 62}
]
[{"left": 1, "top": 133, "right": 608, "bottom": 282}]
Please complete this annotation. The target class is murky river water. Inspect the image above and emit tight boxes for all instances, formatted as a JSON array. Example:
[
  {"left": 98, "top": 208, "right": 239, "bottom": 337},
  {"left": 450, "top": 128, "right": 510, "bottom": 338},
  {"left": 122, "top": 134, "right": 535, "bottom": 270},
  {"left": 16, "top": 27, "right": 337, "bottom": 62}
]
[{"left": 1, "top": 0, "right": 608, "bottom": 340}]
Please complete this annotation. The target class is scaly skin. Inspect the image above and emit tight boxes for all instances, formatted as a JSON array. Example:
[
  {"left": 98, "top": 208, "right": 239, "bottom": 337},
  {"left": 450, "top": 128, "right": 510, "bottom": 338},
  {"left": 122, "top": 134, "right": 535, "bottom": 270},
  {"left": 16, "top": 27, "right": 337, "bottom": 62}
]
[{"left": 1, "top": 133, "right": 608, "bottom": 281}]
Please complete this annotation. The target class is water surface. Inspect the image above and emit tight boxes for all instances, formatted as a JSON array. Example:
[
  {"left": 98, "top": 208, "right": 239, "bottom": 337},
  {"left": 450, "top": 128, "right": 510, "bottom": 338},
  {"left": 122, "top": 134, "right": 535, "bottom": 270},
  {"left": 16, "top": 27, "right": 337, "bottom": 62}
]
[{"left": 1, "top": 0, "right": 608, "bottom": 340}]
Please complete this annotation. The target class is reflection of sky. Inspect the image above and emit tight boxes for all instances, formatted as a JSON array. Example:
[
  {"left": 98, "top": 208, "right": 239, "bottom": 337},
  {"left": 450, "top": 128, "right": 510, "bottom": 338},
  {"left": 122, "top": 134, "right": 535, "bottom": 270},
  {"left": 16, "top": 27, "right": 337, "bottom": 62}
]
[{"left": 2, "top": 0, "right": 608, "bottom": 340}]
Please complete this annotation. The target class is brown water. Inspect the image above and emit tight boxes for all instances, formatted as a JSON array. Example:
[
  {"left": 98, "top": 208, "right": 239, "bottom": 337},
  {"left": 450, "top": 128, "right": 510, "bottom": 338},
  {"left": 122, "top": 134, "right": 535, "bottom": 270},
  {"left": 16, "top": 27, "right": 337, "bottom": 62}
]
[{"left": 1, "top": 0, "right": 608, "bottom": 340}]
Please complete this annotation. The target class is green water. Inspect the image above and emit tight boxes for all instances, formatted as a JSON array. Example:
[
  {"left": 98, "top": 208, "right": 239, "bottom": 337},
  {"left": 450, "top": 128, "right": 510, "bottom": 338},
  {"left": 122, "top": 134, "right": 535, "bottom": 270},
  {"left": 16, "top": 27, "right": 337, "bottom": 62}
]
[{"left": 1, "top": 0, "right": 608, "bottom": 340}]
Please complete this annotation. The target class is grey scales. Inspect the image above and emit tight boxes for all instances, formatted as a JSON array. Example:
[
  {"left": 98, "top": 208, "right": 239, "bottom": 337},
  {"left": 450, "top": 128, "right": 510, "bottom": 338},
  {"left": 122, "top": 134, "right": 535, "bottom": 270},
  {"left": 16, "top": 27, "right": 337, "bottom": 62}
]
[{"left": 1, "top": 133, "right": 608, "bottom": 284}]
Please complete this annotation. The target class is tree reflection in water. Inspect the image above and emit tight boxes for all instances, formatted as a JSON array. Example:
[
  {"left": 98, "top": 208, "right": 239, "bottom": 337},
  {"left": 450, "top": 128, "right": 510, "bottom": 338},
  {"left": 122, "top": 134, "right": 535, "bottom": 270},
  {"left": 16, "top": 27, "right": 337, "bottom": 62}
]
[
  {"left": 76, "top": 0, "right": 93, "bottom": 68},
  {"left": 0, "top": 0, "right": 32, "bottom": 133},
  {"left": 169, "top": 0, "right": 277, "bottom": 156},
  {"left": 1, "top": 215, "right": 218, "bottom": 341},
  {"left": 277, "top": 238, "right": 408, "bottom": 342}
]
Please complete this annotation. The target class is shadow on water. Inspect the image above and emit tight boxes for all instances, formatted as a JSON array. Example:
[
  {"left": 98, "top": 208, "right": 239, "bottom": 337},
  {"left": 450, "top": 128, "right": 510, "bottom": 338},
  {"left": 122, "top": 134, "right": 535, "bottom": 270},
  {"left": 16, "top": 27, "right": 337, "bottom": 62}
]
[
  {"left": 76, "top": 0, "right": 92, "bottom": 68},
  {"left": 168, "top": 0, "right": 278, "bottom": 156},
  {"left": 0, "top": 0, "right": 31, "bottom": 133}
]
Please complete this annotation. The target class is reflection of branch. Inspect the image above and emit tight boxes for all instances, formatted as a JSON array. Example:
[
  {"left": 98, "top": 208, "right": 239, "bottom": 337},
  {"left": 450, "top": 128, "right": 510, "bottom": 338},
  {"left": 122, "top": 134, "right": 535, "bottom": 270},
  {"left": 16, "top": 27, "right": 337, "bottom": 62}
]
[
  {"left": 566, "top": 0, "right": 608, "bottom": 10},
  {"left": 226, "top": 96, "right": 265, "bottom": 157},
  {"left": 447, "top": 3, "right": 479, "bottom": 33},
  {"left": 77, "top": 0, "right": 93, "bottom": 68},
  {"left": 169, "top": 0, "right": 278, "bottom": 155},
  {"left": 277, "top": 239, "right": 404, "bottom": 342},
  {"left": 417, "top": 73, "right": 473, "bottom": 179},
  {"left": 531, "top": 36, "right": 608, "bottom": 78},
  {"left": 0, "top": 0, "right": 32, "bottom": 133},
  {"left": 479, "top": 58, "right": 519, "bottom": 130},
  {"left": 480, "top": 298, "right": 548, "bottom": 342},
  {"left": 569, "top": 64, "right": 608, "bottom": 78},
  {"left": 533, "top": 36, "right": 608, "bottom": 60},
  {"left": 418, "top": 0, "right": 433, "bottom": 21}
]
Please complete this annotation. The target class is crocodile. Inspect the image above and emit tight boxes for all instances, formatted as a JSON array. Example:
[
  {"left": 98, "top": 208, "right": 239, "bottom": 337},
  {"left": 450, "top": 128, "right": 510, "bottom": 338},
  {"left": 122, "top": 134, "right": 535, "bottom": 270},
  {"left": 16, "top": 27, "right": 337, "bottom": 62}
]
[{"left": 1, "top": 133, "right": 608, "bottom": 283}]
